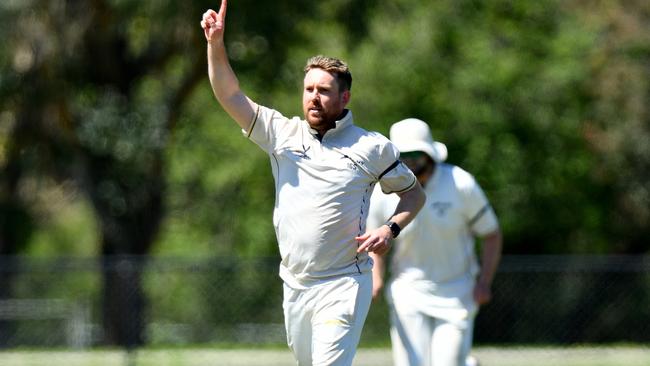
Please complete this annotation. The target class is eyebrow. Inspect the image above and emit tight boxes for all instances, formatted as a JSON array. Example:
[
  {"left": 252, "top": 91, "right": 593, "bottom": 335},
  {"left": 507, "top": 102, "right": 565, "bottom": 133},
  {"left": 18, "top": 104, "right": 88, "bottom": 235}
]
[{"left": 304, "top": 82, "right": 334, "bottom": 89}]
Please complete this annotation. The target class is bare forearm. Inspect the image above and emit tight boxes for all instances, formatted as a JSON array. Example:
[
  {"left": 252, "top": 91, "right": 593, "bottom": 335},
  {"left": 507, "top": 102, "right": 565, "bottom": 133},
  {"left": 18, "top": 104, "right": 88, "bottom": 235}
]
[
  {"left": 207, "top": 41, "right": 239, "bottom": 101},
  {"left": 478, "top": 230, "right": 502, "bottom": 286},
  {"left": 390, "top": 182, "right": 426, "bottom": 230},
  {"left": 207, "top": 42, "right": 256, "bottom": 129},
  {"left": 369, "top": 251, "right": 386, "bottom": 299},
  {"left": 356, "top": 183, "right": 424, "bottom": 255},
  {"left": 370, "top": 252, "right": 386, "bottom": 279}
]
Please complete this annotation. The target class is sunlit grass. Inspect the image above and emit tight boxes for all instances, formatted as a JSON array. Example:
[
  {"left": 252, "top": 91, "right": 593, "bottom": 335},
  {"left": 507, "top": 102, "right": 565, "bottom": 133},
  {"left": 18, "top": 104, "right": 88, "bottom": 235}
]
[{"left": 2, "top": 345, "right": 649, "bottom": 366}]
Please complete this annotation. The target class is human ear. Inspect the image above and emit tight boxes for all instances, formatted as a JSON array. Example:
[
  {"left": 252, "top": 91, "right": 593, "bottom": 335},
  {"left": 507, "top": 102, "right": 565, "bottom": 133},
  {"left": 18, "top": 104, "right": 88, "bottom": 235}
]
[{"left": 341, "top": 90, "right": 351, "bottom": 106}]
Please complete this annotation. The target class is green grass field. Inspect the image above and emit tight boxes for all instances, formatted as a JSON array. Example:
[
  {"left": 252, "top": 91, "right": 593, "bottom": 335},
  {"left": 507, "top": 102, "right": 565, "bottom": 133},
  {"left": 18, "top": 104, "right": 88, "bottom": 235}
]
[{"left": 2, "top": 346, "right": 650, "bottom": 366}]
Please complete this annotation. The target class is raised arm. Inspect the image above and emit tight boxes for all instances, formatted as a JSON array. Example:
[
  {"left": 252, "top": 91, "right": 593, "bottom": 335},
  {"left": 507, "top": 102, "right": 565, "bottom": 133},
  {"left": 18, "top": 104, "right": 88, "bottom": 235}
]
[{"left": 200, "top": 1, "right": 257, "bottom": 129}]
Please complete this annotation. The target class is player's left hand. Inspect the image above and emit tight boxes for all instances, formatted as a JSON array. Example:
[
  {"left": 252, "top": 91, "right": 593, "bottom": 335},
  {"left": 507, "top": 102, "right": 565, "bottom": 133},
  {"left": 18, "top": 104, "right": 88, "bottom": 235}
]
[
  {"left": 473, "top": 282, "right": 492, "bottom": 305},
  {"left": 355, "top": 226, "right": 392, "bottom": 255}
]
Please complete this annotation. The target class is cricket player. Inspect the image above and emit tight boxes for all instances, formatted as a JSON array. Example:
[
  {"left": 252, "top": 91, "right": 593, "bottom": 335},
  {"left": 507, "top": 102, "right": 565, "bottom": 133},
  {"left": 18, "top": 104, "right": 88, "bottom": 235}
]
[
  {"left": 368, "top": 118, "right": 502, "bottom": 366},
  {"left": 200, "top": 2, "right": 426, "bottom": 365}
]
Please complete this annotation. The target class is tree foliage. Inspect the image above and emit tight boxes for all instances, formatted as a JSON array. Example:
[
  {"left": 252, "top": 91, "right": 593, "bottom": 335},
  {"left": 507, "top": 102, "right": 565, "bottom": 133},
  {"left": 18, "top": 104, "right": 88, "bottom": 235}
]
[
  {"left": 1, "top": 0, "right": 650, "bottom": 346},
  {"left": 0, "top": 0, "right": 312, "bottom": 345}
]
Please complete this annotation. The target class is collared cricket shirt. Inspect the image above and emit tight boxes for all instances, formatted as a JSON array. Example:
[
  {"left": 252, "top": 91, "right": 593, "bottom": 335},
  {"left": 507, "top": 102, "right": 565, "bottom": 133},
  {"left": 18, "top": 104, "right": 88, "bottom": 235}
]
[
  {"left": 368, "top": 163, "right": 499, "bottom": 286},
  {"left": 244, "top": 105, "right": 416, "bottom": 288}
]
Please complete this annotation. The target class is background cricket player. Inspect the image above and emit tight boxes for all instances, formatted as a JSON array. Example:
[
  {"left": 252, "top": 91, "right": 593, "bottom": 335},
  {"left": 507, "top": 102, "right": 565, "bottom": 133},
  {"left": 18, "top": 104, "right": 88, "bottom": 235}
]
[{"left": 368, "top": 118, "right": 502, "bottom": 366}]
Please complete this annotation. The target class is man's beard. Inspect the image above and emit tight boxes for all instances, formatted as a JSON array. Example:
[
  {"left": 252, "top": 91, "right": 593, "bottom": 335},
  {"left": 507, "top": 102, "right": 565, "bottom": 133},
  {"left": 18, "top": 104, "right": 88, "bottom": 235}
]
[{"left": 305, "top": 109, "right": 341, "bottom": 131}]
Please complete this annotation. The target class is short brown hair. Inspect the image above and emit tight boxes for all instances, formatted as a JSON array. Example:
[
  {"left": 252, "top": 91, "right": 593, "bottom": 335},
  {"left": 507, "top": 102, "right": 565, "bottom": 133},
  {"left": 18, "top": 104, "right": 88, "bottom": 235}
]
[{"left": 304, "top": 55, "right": 352, "bottom": 92}]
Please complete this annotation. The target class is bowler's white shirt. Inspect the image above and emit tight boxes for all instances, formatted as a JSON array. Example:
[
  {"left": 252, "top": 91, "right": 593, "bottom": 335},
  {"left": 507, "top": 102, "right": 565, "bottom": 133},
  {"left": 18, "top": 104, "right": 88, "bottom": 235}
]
[
  {"left": 368, "top": 163, "right": 499, "bottom": 290},
  {"left": 245, "top": 106, "right": 416, "bottom": 288}
]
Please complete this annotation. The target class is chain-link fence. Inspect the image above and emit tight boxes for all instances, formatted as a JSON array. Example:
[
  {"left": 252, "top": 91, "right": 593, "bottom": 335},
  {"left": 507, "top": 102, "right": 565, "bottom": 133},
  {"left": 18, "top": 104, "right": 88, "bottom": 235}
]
[{"left": 1, "top": 255, "right": 649, "bottom": 350}]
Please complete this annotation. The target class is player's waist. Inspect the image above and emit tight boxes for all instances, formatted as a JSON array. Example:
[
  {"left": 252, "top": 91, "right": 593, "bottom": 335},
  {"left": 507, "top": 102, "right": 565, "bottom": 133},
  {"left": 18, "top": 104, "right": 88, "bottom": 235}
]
[{"left": 279, "top": 257, "right": 372, "bottom": 289}]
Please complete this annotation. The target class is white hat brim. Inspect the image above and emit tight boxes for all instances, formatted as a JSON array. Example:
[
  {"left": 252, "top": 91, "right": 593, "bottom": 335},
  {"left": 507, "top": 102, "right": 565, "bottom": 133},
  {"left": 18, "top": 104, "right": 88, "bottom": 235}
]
[{"left": 395, "top": 140, "right": 448, "bottom": 163}]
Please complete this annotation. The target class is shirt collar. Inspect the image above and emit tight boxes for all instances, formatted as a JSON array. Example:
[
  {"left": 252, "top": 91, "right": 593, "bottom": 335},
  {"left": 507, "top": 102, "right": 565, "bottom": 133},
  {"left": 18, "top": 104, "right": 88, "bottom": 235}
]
[{"left": 307, "top": 109, "right": 353, "bottom": 138}]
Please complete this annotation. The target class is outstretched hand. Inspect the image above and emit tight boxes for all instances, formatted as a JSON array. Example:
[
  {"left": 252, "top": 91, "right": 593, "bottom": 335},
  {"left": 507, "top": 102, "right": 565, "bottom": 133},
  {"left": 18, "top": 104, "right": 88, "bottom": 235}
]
[{"left": 200, "top": 0, "right": 227, "bottom": 43}]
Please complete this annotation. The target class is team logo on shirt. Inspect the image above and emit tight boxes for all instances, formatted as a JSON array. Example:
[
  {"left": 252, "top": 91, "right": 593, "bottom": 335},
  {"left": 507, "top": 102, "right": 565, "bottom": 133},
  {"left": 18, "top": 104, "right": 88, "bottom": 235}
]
[
  {"left": 341, "top": 154, "right": 365, "bottom": 171},
  {"left": 345, "top": 159, "right": 359, "bottom": 170},
  {"left": 292, "top": 145, "right": 311, "bottom": 160},
  {"left": 431, "top": 201, "right": 452, "bottom": 217}
]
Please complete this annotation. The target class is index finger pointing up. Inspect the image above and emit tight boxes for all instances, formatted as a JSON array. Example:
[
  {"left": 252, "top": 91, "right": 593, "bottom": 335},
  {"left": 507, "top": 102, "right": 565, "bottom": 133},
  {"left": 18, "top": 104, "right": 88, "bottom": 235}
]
[{"left": 218, "top": 0, "right": 227, "bottom": 20}]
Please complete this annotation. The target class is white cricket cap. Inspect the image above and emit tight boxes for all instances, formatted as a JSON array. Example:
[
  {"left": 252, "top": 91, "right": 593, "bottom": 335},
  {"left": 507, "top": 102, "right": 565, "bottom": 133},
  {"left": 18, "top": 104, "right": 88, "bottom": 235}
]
[{"left": 389, "top": 118, "right": 448, "bottom": 163}]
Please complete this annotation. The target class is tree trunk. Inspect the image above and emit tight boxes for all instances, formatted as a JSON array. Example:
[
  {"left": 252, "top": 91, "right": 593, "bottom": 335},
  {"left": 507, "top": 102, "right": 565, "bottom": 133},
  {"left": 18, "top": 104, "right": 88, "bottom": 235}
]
[
  {"left": 0, "top": 105, "right": 37, "bottom": 347},
  {"left": 101, "top": 256, "right": 147, "bottom": 347},
  {"left": 87, "top": 155, "right": 164, "bottom": 347}
]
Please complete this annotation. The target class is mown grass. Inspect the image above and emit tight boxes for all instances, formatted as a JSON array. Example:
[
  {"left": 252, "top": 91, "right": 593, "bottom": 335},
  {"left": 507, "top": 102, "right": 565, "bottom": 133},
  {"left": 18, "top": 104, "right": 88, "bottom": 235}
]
[{"left": 1, "top": 345, "right": 649, "bottom": 366}]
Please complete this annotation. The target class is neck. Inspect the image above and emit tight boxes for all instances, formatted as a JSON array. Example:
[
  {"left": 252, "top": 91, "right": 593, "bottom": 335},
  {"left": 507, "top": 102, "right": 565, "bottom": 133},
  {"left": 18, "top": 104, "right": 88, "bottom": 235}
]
[
  {"left": 417, "top": 165, "right": 436, "bottom": 187},
  {"left": 314, "top": 109, "right": 348, "bottom": 139}
]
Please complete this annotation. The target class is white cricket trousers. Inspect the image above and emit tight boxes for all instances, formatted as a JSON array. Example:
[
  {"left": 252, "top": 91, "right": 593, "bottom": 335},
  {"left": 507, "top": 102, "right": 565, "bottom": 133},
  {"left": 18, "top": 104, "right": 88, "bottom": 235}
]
[
  {"left": 389, "top": 306, "right": 474, "bottom": 366},
  {"left": 283, "top": 272, "right": 372, "bottom": 366}
]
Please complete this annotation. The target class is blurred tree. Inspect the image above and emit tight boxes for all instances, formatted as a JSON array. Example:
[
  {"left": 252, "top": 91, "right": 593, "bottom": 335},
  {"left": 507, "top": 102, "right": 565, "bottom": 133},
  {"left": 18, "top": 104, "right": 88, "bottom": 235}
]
[
  {"left": 1, "top": 0, "right": 208, "bottom": 347},
  {"left": 334, "top": 0, "right": 612, "bottom": 253},
  {"left": 581, "top": 0, "right": 650, "bottom": 253},
  {"left": 0, "top": 0, "right": 312, "bottom": 346},
  {"left": 0, "top": 0, "right": 42, "bottom": 344}
]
